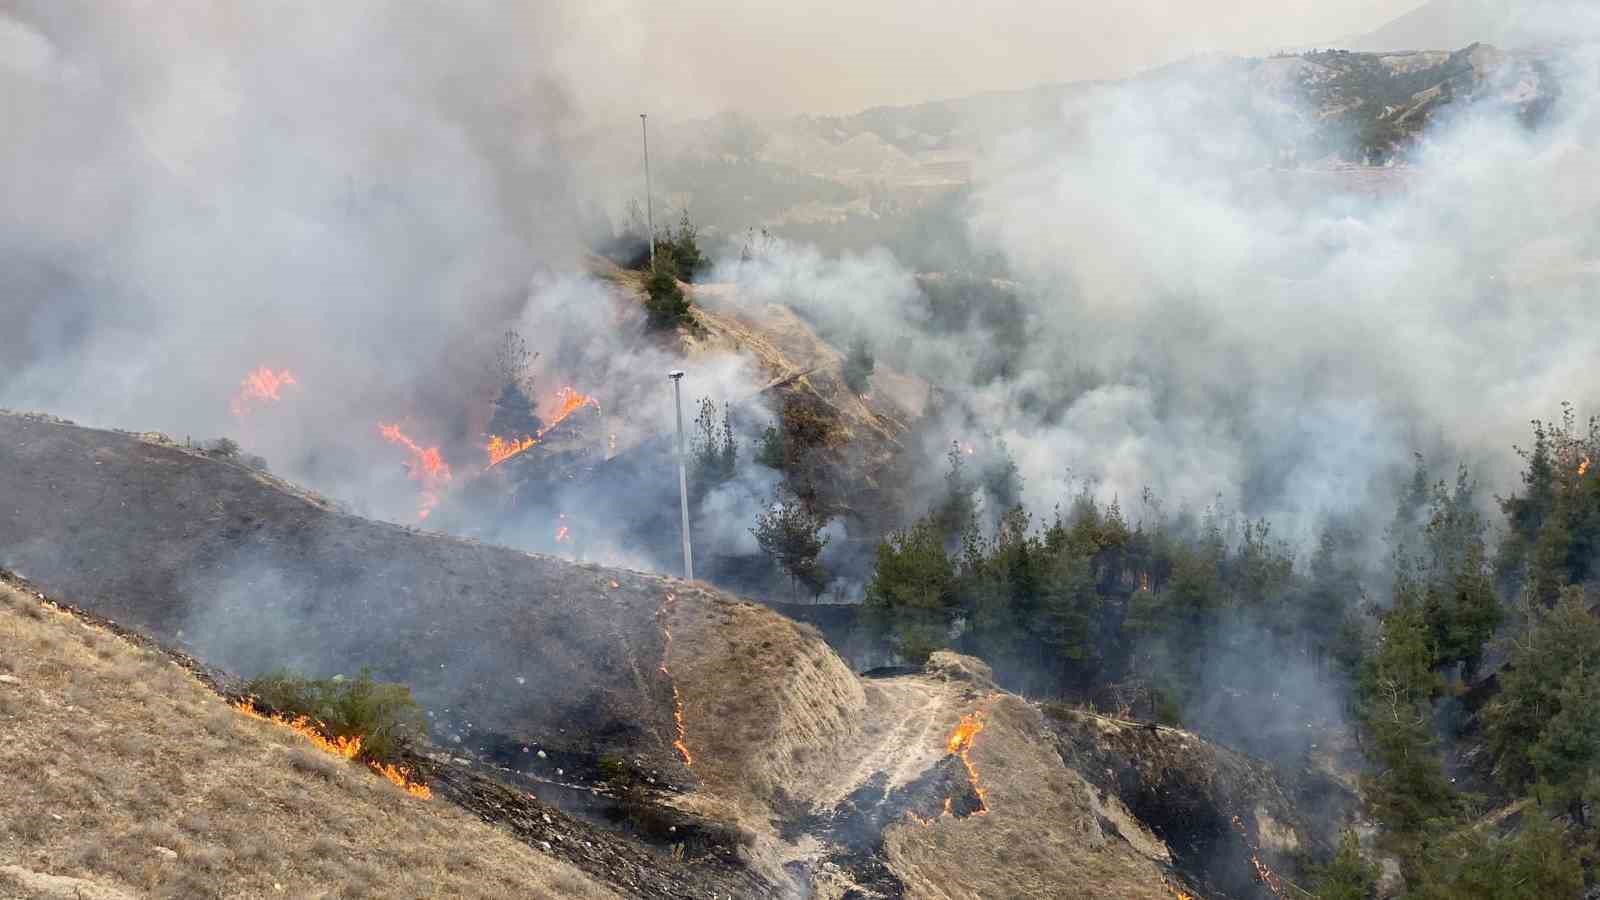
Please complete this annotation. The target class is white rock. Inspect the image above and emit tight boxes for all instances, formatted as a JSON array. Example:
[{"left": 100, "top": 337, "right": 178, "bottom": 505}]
[
  {"left": 152, "top": 846, "right": 177, "bottom": 861},
  {"left": 0, "top": 675, "right": 20, "bottom": 686}
]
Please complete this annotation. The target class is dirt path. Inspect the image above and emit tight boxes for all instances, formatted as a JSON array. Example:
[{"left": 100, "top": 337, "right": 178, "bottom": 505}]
[{"left": 807, "top": 677, "right": 967, "bottom": 812}]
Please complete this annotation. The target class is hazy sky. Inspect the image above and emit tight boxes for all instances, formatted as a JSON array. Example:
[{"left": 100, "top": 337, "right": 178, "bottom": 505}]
[{"left": 581, "top": 0, "right": 1425, "bottom": 118}]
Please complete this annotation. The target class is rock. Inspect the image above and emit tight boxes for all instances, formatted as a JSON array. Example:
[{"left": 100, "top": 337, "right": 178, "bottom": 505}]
[
  {"left": 0, "top": 674, "right": 19, "bottom": 686},
  {"left": 152, "top": 845, "right": 178, "bottom": 860}
]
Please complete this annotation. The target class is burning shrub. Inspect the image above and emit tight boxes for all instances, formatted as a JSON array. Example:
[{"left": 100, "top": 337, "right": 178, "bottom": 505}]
[{"left": 243, "top": 668, "right": 427, "bottom": 764}]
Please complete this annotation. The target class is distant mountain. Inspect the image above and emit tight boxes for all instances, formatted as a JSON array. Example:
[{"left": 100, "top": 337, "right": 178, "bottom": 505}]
[{"left": 1343, "top": 0, "right": 1528, "bottom": 52}]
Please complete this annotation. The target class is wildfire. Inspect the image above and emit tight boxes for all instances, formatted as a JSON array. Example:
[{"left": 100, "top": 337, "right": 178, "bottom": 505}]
[
  {"left": 232, "top": 699, "right": 431, "bottom": 799},
  {"left": 556, "top": 513, "right": 572, "bottom": 544},
  {"left": 377, "top": 423, "right": 453, "bottom": 520},
  {"left": 656, "top": 592, "right": 692, "bottom": 766},
  {"left": 486, "top": 434, "right": 537, "bottom": 467},
  {"left": 484, "top": 386, "right": 601, "bottom": 469},
  {"left": 1231, "top": 814, "right": 1287, "bottom": 898},
  {"left": 1581, "top": 456, "right": 1592, "bottom": 477},
  {"left": 945, "top": 709, "right": 989, "bottom": 815},
  {"left": 230, "top": 366, "right": 297, "bottom": 417},
  {"left": 1166, "top": 883, "right": 1198, "bottom": 900}
]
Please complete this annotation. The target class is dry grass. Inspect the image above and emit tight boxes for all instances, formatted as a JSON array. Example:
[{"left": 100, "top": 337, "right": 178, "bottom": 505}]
[
  {"left": 0, "top": 584, "right": 621, "bottom": 900},
  {"left": 881, "top": 693, "right": 1176, "bottom": 900}
]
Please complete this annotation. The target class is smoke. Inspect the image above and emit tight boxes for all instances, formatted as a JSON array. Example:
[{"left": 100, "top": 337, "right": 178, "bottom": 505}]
[
  {"left": 1, "top": 1, "right": 577, "bottom": 451},
  {"left": 694, "top": 8, "right": 1600, "bottom": 760},
  {"left": 721, "top": 26, "right": 1600, "bottom": 563}
]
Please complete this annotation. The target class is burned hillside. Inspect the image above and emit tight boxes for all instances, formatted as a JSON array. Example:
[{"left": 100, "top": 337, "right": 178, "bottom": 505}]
[{"left": 0, "top": 410, "right": 1355, "bottom": 898}]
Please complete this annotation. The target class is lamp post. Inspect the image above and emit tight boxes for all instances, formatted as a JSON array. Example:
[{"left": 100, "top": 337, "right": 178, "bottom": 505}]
[
  {"left": 668, "top": 370, "right": 693, "bottom": 580},
  {"left": 641, "top": 113, "right": 655, "bottom": 270}
]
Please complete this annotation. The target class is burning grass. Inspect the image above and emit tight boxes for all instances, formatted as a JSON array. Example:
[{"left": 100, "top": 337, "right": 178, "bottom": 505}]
[{"left": 0, "top": 582, "right": 621, "bottom": 900}]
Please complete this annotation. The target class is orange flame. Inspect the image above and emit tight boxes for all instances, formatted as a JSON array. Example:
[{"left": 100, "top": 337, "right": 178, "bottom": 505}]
[
  {"left": 231, "top": 367, "right": 298, "bottom": 417},
  {"left": 555, "top": 513, "right": 573, "bottom": 544},
  {"left": 1231, "top": 814, "right": 1286, "bottom": 898},
  {"left": 486, "top": 434, "right": 538, "bottom": 467},
  {"left": 484, "top": 386, "right": 601, "bottom": 469},
  {"left": 1166, "top": 883, "right": 1198, "bottom": 900},
  {"left": 656, "top": 592, "right": 692, "bottom": 766},
  {"left": 232, "top": 699, "right": 431, "bottom": 799},
  {"left": 1580, "top": 456, "right": 1592, "bottom": 477},
  {"left": 377, "top": 423, "right": 453, "bottom": 520},
  {"left": 946, "top": 709, "right": 989, "bottom": 815}
]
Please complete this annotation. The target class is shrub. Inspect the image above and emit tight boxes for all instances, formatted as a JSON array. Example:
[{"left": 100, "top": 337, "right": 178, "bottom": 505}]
[
  {"left": 244, "top": 668, "right": 427, "bottom": 763},
  {"left": 203, "top": 438, "right": 240, "bottom": 459},
  {"left": 644, "top": 267, "right": 691, "bottom": 330},
  {"left": 843, "top": 336, "right": 875, "bottom": 394},
  {"left": 656, "top": 210, "right": 708, "bottom": 282},
  {"left": 1311, "top": 829, "right": 1379, "bottom": 900}
]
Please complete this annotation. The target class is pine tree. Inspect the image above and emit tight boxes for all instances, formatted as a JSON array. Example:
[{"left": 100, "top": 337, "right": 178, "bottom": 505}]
[
  {"left": 752, "top": 493, "right": 830, "bottom": 601},
  {"left": 1358, "top": 597, "right": 1455, "bottom": 832},
  {"left": 933, "top": 443, "right": 977, "bottom": 545},
  {"left": 1311, "top": 829, "right": 1378, "bottom": 900},
  {"left": 864, "top": 519, "right": 955, "bottom": 663},
  {"left": 1483, "top": 587, "right": 1600, "bottom": 794}
]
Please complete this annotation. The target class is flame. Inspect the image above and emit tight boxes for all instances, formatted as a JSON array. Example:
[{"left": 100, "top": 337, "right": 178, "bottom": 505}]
[
  {"left": 231, "top": 367, "right": 297, "bottom": 417},
  {"left": 486, "top": 434, "right": 538, "bottom": 467},
  {"left": 656, "top": 592, "right": 692, "bottom": 766},
  {"left": 1580, "top": 456, "right": 1592, "bottom": 477},
  {"left": 945, "top": 709, "right": 989, "bottom": 815},
  {"left": 1166, "top": 883, "right": 1198, "bottom": 900},
  {"left": 1138, "top": 571, "right": 1151, "bottom": 592},
  {"left": 377, "top": 423, "right": 453, "bottom": 520},
  {"left": 1231, "top": 814, "right": 1287, "bottom": 898},
  {"left": 484, "top": 386, "right": 601, "bottom": 469},
  {"left": 555, "top": 513, "right": 572, "bottom": 544},
  {"left": 232, "top": 699, "right": 430, "bottom": 799}
]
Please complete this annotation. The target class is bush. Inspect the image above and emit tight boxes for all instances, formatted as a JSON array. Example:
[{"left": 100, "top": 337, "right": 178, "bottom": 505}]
[
  {"left": 203, "top": 437, "right": 240, "bottom": 459},
  {"left": 656, "top": 210, "right": 708, "bottom": 282},
  {"left": 244, "top": 668, "right": 427, "bottom": 763},
  {"left": 644, "top": 267, "right": 691, "bottom": 330},
  {"left": 1311, "top": 829, "right": 1379, "bottom": 900},
  {"left": 843, "top": 336, "right": 875, "bottom": 394}
]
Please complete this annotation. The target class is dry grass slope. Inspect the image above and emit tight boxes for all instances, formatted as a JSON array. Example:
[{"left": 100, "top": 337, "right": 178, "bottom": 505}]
[{"left": 0, "top": 582, "right": 620, "bottom": 900}]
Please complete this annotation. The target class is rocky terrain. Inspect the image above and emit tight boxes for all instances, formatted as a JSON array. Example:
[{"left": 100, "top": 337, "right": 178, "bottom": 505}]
[{"left": 0, "top": 410, "right": 1351, "bottom": 897}]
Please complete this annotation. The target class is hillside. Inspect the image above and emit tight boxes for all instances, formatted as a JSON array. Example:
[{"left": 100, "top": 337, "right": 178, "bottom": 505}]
[
  {"left": 0, "top": 410, "right": 1351, "bottom": 898},
  {"left": 1343, "top": 0, "right": 1517, "bottom": 52},
  {"left": 0, "top": 578, "right": 620, "bottom": 900},
  {"left": 573, "top": 38, "right": 1557, "bottom": 251}
]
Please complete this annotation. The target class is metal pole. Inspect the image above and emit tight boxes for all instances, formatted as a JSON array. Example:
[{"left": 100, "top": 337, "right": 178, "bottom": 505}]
[
  {"left": 669, "top": 370, "right": 693, "bottom": 580},
  {"left": 641, "top": 113, "right": 656, "bottom": 270}
]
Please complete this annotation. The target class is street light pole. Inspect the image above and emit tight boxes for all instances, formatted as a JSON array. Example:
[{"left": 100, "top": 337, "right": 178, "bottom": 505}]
[
  {"left": 668, "top": 370, "right": 693, "bottom": 580},
  {"left": 641, "top": 113, "right": 656, "bottom": 271}
]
